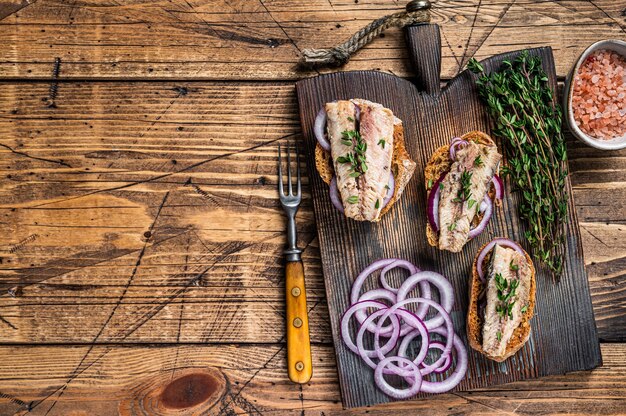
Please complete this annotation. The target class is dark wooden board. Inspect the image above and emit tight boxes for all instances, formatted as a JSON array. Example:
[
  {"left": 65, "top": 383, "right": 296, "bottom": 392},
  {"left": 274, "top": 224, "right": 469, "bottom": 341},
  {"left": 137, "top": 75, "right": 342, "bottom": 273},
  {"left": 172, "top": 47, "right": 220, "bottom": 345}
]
[{"left": 296, "top": 24, "right": 602, "bottom": 409}]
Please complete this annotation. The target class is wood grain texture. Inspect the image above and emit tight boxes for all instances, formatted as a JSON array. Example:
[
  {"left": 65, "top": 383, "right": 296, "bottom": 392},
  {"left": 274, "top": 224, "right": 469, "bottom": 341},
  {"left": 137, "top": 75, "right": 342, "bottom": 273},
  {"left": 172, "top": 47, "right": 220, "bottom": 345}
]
[
  {"left": 0, "top": 343, "right": 624, "bottom": 416},
  {"left": 0, "top": 0, "right": 623, "bottom": 80},
  {"left": 0, "top": 81, "right": 623, "bottom": 348},
  {"left": 296, "top": 24, "right": 602, "bottom": 408}
]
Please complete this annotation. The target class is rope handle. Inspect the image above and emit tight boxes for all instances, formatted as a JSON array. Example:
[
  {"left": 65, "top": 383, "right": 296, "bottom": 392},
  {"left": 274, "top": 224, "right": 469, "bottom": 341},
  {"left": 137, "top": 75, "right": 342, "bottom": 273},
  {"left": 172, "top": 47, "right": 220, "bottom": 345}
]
[{"left": 300, "top": 0, "right": 432, "bottom": 68}]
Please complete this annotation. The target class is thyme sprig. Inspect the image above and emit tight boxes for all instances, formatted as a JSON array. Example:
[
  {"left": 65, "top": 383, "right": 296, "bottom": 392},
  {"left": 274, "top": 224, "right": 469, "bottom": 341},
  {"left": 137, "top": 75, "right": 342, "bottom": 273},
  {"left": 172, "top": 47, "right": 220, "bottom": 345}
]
[
  {"left": 337, "top": 129, "right": 368, "bottom": 178},
  {"left": 494, "top": 272, "right": 519, "bottom": 320},
  {"left": 468, "top": 51, "right": 568, "bottom": 278}
]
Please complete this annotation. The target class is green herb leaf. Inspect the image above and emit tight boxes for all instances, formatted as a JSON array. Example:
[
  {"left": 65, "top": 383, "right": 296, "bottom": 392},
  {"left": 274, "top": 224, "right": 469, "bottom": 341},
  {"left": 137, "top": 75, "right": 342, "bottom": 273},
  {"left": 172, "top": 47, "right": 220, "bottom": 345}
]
[
  {"left": 378, "top": 139, "right": 386, "bottom": 148},
  {"left": 448, "top": 222, "right": 457, "bottom": 231},
  {"left": 474, "top": 155, "right": 483, "bottom": 167},
  {"left": 470, "top": 50, "right": 569, "bottom": 278},
  {"left": 427, "top": 179, "right": 434, "bottom": 189},
  {"left": 347, "top": 116, "right": 354, "bottom": 122},
  {"left": 347, "top": 196, "right": 358, "bottom": 204},
  {"left": 375, "top": 199, "right": 380, "bottom": 209}
]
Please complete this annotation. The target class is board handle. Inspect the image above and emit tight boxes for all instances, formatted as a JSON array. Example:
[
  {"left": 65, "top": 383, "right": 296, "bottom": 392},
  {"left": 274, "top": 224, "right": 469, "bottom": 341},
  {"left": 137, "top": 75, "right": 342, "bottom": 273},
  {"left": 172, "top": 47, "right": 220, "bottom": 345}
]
[{"left": 404, "top": 24, "right": 442, "bottom": 94}]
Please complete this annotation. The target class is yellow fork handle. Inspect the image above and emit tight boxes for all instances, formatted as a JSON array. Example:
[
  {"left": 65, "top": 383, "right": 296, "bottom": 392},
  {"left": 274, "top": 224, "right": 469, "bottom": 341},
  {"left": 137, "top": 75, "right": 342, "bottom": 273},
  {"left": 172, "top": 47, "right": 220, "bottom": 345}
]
[{"left": 285, "top": 260, "right": 312, "bottom": 383}]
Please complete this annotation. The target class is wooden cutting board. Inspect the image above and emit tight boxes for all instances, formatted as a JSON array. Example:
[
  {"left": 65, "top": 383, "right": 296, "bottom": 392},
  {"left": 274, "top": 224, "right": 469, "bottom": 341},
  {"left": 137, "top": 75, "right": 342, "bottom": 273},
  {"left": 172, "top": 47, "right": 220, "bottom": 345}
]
[{"left": 296, "top": 24, "right": 601, "bottom": 409}]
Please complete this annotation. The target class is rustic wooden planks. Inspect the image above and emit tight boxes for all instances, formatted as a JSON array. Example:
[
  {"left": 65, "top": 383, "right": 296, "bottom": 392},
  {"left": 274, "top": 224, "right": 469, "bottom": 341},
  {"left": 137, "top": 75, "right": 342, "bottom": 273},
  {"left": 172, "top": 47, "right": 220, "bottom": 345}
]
[
  {"left": 0, "top": 343, "right": 624, "bottom": 415},
  {"left": 297, "top": 24, "right": 602, "bottom": 408},
  {"left": 0, "top": 0, "right": 623, "bottom": 80}
]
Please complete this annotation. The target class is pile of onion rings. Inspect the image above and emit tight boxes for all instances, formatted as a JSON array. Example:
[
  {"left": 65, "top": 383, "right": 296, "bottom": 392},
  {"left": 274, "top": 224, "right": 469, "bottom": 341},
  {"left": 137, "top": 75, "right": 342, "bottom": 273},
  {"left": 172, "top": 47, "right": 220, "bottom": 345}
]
[{"left": 341, "top": 259, "right": 467, "bottom": 398}]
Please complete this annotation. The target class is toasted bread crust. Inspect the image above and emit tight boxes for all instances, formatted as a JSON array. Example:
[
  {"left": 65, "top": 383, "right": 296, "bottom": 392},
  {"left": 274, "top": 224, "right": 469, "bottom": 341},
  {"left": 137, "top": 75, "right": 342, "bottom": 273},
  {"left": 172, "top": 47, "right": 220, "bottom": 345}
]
[
  {"left": 424, "top": 131, "right": 500, "bottom": 248},
  {"left": 314, "top": 104, "right": 416, "bottom": 221},
  {"left": 466, "top": 239, "right": 536, "bottom": 362}
]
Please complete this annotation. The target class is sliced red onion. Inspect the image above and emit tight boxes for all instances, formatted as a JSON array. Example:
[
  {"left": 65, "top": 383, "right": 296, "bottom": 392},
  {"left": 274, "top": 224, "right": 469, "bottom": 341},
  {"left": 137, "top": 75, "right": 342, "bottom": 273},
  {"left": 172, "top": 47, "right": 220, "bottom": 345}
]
[
  {"left": 427, "top": 172, "right": 446, "bottom": 232},
  {"left": 491, "top": 174, "right": 504, "bottom": 200},
  {"left": 385, "top": 310, "right": 429, "bottom": 370},
  {"left": 423, "top": 341, "right": 452, "bottom": 374},
  {"left": 356, "top": 289, "right": 397, "bottom": 335},
  {"left": 354, "top": 102, "right": 361, "bottom": 122},
  {"left": 468, "top": 195, "right": 493, "bottom": 240},
  {"left": 479, "top": 199, "right": 489, "bottom": 213},
  {"left": 396, "top": 271, "right": 454, "bottom": 328},
  {"left": 341, "top": 258, "right": 467, "bottom": 397},
  {"left": 351, "top": 259, "right": 415, "bottom": 305},
  {"left": 313, "top": 107, "right": 330, "bottom": 151},
  {"left": 341, "top": 300, "right": 393, "bottom": 354},
  {"left": 419, "top": 327, "right": 468, "bottom": 394},
  {"left": 382, "top": 173, "right": 395, "bottom": 208},
  {"left": 449, "top": 139, "right": 468, "bottom": 160},
  {"left": 476, "top": 238, "right": 525, "bottom": 282},
  {"left": 356, "top": 309, "right": 400, "bottom": 366},
  {"left": 379, "top": 298, "right": 453, "bottom": 371},
  {"left": 374, "top": 356, "right": 423, "bottom": 399},
  {"left": 329, "top": 177, "right": 344, "bottom": 213},
  {"left": 379, "top": 260, "right": 419, "bottom": 294}
]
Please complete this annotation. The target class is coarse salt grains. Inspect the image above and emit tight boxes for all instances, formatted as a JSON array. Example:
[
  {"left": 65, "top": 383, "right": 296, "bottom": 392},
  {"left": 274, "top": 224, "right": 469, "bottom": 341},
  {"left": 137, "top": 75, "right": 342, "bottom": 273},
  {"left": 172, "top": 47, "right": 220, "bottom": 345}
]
[{"left": 571, "top": 49, "right": 626, "bottom": 141}]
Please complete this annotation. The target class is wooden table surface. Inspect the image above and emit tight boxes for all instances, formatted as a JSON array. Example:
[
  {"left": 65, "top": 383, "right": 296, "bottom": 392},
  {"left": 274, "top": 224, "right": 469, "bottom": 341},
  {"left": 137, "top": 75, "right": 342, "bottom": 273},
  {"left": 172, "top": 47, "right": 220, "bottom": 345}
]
[{"left": 0, "top": 1, "right": 624, "bottom": 415}]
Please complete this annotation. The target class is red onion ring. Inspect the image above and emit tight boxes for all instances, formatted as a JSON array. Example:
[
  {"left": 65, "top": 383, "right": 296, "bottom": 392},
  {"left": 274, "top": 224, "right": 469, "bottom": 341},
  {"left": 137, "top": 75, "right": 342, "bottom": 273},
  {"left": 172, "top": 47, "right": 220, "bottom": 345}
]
[
  {"left": 329, "top": 177, "right": 344, "bottom": 213},
  {"left": 449, "top": 139, "right": 468, "bottom": 160},
  {"left": 314, "top": 107, "right": 331, "bottom": 151},
  {"left": 342, "top": 259, "right": 467, "bottom": 398},
  {"left": 419, "top": 327, "right": 468, "bottom": 394},
  {"left": 341, "top": 300, "right": 397, "bottom": 355},
  {"left": 398, "top": 333, "right": 452, "bottom": 376},
  {"left": 427, "top": 172, "right": 447, "bottom": 232},
  {"left": 374, "top": 356, "right": 423, "bottom": 399},
  {"left": 356, "top": 289, "right": 397, "bottom": 335},
  {"left": 476, "top": 238, "right": 525, "bottom": 282},
  {"left": 355, "top": 309, "right": 401, "bottom": 364},
  {"left": 468, "top": 195, "right": 493, "bottom": 239},
  {"left": 352, "top": 260, "right": 429, "bottom": 335},
  {"left": 396, "top": 271, "right": 454, "bottom": 329},
  {"left": 379, "top": 298, "right": 454, "bottom": 371},
  {"left": 421, "top": 341, "right": 452, "bottom": 375},
  {"left": 491, "top": 174, "right": 504, "bottom": 200},
  {"left": 379, "top": 259, "right": 419, "bottom": 294},
  {"left": 378, "top": 309, "right": 430, "bottom": 373}
]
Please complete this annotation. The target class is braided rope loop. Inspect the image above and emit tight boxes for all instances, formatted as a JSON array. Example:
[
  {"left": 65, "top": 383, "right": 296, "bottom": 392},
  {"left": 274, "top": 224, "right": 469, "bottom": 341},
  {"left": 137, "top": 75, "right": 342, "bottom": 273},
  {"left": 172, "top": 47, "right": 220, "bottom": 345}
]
[{"left": 300, "top": 0, "right": 431, "bottom": 68}]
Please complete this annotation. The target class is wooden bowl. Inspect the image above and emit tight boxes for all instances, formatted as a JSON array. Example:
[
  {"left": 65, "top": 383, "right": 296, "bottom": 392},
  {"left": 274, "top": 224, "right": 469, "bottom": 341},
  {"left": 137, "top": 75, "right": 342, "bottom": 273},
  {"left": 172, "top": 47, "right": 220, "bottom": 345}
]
[{"left": 563, "top": 39, "right": 626, "bottom": 150}]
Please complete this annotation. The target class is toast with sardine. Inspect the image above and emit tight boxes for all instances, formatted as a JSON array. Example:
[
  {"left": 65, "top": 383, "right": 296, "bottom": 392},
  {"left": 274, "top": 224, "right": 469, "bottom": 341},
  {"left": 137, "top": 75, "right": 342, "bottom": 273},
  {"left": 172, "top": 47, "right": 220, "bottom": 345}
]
[
  {"left": 467, "top": 238, "right": 536, "bottom": 362},
  {"left": 424, "top": 131, "right": 504, "bottom": 252},
  {"left": 313, "top": 99, "right": 416, "bottom": 222}
]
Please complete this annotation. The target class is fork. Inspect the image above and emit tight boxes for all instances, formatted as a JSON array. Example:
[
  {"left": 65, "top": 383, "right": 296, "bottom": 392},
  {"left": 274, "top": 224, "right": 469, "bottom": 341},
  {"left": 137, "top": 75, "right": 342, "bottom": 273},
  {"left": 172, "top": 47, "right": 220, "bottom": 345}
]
[{"left": 278, "top": 143, "right": 312, "bottom": 384}]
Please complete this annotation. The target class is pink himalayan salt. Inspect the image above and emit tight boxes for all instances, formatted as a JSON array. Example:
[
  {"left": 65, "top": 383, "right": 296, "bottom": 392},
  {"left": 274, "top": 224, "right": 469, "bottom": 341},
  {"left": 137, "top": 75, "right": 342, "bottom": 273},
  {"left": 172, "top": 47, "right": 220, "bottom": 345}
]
[{"left": 572, "top": 49, "right": 626, "bottom": 140}]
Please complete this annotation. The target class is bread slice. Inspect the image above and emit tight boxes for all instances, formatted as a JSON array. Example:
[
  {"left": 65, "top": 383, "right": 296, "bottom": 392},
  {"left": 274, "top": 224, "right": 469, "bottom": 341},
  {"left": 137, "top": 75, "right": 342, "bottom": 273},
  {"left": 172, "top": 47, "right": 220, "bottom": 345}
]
[
  {"left": 424, "top": 131, "right": 500, "bottom": 248},
  {"left": 315, "top": 100, "right": 416, "bottom": 221},
  {"left": 466, "top": 239, "right": 537, "bottom": 362}
]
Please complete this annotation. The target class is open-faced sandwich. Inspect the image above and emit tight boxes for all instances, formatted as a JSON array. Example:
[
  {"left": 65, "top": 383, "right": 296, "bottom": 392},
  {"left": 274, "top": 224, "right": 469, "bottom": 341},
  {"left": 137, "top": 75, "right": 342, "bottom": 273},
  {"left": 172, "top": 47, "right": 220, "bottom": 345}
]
[
  {"left": 313, "top": 99, "right": 416, "bottom": 222},
  {"left": 425, "top": 131, "right": 504, "bottom": 252},
  {"left": 467, "top": 238, "right": 536, "bottom": 362}
]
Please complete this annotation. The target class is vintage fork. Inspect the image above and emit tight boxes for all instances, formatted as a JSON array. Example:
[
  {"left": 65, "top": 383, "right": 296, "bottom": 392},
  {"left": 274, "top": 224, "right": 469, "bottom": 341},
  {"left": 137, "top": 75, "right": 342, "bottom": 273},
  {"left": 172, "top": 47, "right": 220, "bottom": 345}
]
[{"left": 278, "top": 143, "right": 312, "bottom": 384}]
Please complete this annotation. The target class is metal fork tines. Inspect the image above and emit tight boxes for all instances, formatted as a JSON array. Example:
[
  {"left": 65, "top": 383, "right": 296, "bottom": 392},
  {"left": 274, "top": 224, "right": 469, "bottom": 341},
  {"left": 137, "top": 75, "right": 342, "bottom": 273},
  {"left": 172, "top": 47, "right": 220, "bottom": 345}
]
[{"left": 278, "top": 143, "right": 302, "bottom": 262}]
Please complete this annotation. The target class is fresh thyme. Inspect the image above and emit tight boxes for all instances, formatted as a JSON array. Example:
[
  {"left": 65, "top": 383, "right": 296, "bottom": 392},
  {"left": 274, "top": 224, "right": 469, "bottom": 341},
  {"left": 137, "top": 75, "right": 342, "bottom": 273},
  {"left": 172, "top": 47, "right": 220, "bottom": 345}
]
[
  {"left": 378, "top": 139, "right": 386, "bottom": 148},
  {"left": 468, "top": 51, "right": 568, "bottom": 279},
  {"left": 494, "top": 272, "right": 519, "bottom": 320},
  {"left": 347, "top": 195, "right": 359, "bottom": 204},
  {"left": 474, "top": 155, "right": 483, "bottom": 167},
  {"left": 496, "top": 331, "right": 502, "bottom": 342},
  {"left": 337, "top": 129, "right": 368, "bottom": 178},
  {"left": 452, "top": 170, "right": 473, "bottom": 203},
  {"left": 375, "top": 199, "right": 380, "bottom": 209}
]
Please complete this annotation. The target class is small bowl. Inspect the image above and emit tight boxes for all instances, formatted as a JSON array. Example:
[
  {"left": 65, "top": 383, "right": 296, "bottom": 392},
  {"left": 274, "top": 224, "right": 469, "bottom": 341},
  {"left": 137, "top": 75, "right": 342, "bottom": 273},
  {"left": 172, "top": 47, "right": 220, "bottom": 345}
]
[{"left": 563, "top": 39, "right": 626, "bottom": 150}]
